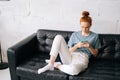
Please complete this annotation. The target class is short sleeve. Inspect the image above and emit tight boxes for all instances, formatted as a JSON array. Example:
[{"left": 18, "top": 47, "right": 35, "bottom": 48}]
[
  {"left": 68, "top": 33, "right": 74, "bottom": 48},
  {"left": 94, "top": 35, "right": 101, "bottom": 49}
]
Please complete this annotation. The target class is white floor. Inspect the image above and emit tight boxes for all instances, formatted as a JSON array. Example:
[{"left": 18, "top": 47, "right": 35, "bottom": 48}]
[{"left": 0, "top": 68, "right": 11, "bottom": 80}]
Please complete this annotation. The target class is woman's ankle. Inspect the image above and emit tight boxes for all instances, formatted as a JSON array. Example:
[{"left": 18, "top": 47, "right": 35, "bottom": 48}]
[
  {"left": 56, "top": 64, "right": 61, "bottom": 69},
  {"left": 54, "top": 62, "right": 61, "bottom": 68}
]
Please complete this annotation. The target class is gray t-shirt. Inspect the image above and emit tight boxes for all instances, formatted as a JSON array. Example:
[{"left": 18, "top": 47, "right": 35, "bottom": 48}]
[{"left": 68, "top": 31, "right": 101, "bottom": 57}]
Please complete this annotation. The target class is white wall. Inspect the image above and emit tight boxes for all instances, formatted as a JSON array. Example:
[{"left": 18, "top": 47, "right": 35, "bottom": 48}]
[{"left": 0, "top": 0, "right": 120, "bottom": 62}]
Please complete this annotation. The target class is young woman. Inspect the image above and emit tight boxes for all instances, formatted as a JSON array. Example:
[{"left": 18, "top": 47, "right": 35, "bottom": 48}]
[{"left": 38, "top": 11, "right": 101, "bottom": 75}]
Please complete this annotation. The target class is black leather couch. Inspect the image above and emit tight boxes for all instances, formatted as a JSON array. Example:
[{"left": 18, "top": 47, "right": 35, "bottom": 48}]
[{"left": 7, "top": 29, "right": 120, "bottom": 80}]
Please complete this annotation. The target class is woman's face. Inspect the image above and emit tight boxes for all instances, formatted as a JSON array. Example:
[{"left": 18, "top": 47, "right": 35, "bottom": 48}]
[{"left": 80, "top": 22, "right": 91, "bottom": 33}]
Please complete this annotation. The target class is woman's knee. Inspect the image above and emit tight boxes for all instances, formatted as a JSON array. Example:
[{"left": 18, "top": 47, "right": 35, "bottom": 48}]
[
  {"left": 60, "top": 65, "right": 80, "bottom": 76},
  {"left": 69, "top": 67, "right": 80, "bottom": 75},
  {"left": 55, "top": 35, "right": 64, "bottom": 41}
]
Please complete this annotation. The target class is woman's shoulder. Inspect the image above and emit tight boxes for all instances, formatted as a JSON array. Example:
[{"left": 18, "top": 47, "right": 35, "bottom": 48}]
[
  {"left": 91, "top": 31, "right": 99, "bottom": 37},
  {"left": 72, "top": 31, "right": 81, "bottom": 34},
  {"left": 70, "top": 31, "right": 80, "bottom": 37}
]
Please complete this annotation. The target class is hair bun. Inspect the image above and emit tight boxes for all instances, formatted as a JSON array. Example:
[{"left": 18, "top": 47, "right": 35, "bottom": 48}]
[{"left": 82, "top": 11, "right": 89, "bottom": 17}]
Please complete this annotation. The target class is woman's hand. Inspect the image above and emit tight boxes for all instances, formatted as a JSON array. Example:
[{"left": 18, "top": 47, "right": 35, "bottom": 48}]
[
  {"left": 82, "top": 42, "right": 91, "bottom": 48},
  {"left": 75, "top": 41, "right": 91, "bottom": 48},
  {"left": 69, "top": 42, "right": 84, "bottom": 53},
  {"left": 82, "top": 42, "right": 98, "bottom": 56},
  {"left": 76, "top": 42, "right": 84, "bottom": 48}
]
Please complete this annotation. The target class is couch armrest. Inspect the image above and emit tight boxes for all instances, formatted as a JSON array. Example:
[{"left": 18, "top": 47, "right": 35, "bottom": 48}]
[{"left": 7, "top": 33, "right": 38, "bottom": 80}]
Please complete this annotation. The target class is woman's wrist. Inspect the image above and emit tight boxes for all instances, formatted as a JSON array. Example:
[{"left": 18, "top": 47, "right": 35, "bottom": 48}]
[
  {"left": 74, "top": 44, "right": 79, "bottom": 50},
  {"left": 88, "top": 46, "right": 98, "bottom": 56},
  {"left": 88, "top": 45, "right": 92, "bottom": 49},
  {"left": 69, "top": 44, "right": 78, "bottom": 53}
]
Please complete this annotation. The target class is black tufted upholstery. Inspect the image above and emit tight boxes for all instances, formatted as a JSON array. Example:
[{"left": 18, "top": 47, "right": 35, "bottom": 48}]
[{"left": 7, "top": 29, "right": 120, "bottom": 80}]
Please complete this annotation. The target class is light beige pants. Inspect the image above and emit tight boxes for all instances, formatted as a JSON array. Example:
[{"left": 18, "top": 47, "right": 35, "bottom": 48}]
[{"left": 50, "top": 35, "right": 89, "bottom": 75}]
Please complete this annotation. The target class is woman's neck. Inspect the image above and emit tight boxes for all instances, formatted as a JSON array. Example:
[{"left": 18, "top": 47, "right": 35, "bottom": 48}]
[{"left": 82, "top": 31, "right": 90, "bottom": 36}]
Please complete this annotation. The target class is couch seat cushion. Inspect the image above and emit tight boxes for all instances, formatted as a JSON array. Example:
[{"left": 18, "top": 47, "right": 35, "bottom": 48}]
[
  {"left": 16, "top": 53, "right": 68, "bottom": 80},
  {"left": 69, "top": 60, "right": 120, "bottom": 80}
]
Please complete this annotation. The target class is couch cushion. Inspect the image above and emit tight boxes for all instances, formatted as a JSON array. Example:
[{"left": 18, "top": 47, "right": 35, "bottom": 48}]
[
  {"left": 95, "top": 34, "right": 120, "bottom": 61},
  {"left": 16, "top": 52, "right": 68, "bottom": 80},
  {"left": 69, "top": 60, "right": 120, "bottom": 80}
]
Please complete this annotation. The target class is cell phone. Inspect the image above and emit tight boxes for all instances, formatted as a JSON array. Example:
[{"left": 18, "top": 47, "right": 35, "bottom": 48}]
[{"left": 81, "top": 41, "right": 87, "bottom": 43}]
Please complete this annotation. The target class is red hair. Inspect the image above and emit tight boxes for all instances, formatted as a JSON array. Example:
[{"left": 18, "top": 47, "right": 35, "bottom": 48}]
[{"left": 80, "top": 11, "right": 92, "bottom": 26}]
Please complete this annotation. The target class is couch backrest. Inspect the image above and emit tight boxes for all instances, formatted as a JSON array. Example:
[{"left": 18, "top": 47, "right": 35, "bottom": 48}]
[
  {"left": 37, "top": 29, "right": 120, "bottom": 61},
  {"left": 37, "top": 29, "right": 72, "bottom": 52},
  {"left": 98, "top": 34, "right": 120, "bottom": 61}
]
